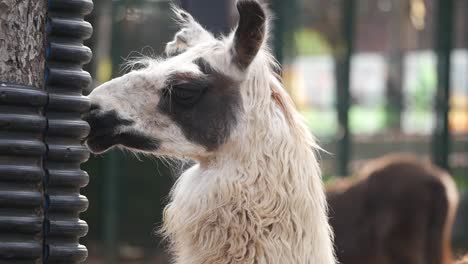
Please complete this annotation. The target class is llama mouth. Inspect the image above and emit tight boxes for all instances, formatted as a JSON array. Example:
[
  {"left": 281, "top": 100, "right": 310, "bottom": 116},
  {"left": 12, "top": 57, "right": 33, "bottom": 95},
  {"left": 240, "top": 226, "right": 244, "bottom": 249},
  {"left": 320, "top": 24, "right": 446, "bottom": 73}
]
[
  {"left": 85, "top": 133, "right": 119, "bottom": 154},
  {"left": 85, "top": 131, "right": 161, "bottom": 154},
  {"left": 83, "top": 109, "right": 158, "bottom": 154}
]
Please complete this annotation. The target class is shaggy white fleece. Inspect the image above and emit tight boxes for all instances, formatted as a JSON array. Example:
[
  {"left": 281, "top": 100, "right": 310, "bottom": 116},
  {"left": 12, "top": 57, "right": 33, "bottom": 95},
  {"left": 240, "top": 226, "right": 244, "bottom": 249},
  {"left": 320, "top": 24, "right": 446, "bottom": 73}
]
[{"left": 161, "top": 29, "right": 336, "bottom": 264}]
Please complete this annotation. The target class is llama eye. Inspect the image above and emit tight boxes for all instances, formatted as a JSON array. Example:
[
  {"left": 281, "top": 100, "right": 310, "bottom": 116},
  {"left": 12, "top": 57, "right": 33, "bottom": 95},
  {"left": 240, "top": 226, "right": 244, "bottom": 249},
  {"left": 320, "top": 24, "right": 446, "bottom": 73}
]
[
  {"left": 173, "top": 87, "right": 197, "bottom": 100},
  {"left": 171, "top": 84, "right": 206, "bottom": 106}
]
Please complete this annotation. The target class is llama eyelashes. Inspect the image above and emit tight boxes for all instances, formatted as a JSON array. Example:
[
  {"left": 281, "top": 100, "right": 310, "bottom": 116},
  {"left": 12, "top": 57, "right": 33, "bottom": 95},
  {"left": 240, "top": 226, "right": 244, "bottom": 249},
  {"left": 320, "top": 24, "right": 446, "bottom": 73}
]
[{"left": 162, "top": 81, "right": 208, "bottom": 107}]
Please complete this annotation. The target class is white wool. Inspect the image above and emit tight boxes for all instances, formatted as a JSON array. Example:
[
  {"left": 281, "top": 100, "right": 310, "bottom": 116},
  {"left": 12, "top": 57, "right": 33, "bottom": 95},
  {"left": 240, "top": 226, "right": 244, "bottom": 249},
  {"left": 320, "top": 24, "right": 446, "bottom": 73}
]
[
  {"left": 90, "top": 3, "right": 337, "bottom": 262},
  {"left": 161, "top": 36, "right": 336, "bottom": 264}
]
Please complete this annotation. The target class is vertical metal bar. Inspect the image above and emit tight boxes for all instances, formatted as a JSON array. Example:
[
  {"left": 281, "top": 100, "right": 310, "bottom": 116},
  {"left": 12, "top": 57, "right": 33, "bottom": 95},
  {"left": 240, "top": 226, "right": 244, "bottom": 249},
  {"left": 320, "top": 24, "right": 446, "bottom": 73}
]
[
  {"left": 271, "top": 0, "right": 300, "bottom": 70},
  {"left": 103, "top": 151, "right": 119, "bottom": 262},
  {"left": 335, "top": 0, "right": 356, "bottom": 176},
  {"left": 432, "top": 0, "right": 454, "bottom": 170},
  {"left": 385, "top": 0, "right": 404, "bottom": 131},
  {"left": 101, "top": 1, "right": 121, "bottom": 262},
  {"left": 272, "top": 0, "right": 285, "bottom": 66}
]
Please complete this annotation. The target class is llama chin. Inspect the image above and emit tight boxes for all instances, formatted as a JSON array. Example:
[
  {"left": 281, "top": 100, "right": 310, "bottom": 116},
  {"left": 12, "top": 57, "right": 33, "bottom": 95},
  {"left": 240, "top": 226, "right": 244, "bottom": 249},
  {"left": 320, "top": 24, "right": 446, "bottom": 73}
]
[{"left": 84, "top": 0, "right": 337, "bottom": 263}]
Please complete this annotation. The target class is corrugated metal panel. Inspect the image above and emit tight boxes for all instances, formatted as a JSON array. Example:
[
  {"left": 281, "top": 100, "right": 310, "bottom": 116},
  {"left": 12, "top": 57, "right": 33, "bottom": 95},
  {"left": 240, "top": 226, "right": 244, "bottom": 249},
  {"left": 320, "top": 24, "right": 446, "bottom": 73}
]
[
  {"left": 0, "top": 83, "right": 47, "bottom": 262},
  {"left": 44, "top": 0, "right": 93, "bottom": 263}
]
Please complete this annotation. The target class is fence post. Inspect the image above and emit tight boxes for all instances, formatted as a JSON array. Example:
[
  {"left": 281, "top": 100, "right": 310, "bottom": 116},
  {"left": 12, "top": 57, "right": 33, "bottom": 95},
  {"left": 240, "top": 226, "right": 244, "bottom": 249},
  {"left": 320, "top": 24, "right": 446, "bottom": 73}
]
[
  {"left": 335, "top": 0, "right": 356, "bottom": 177},
  {"left": 432, "top": 0, "right": 454, "bottom": 170},
  {"left": 271, "top": 0, "right": 286, "bottom": 66},
  {"left": 99, "top": 1, "right": 125, "bottom": 261}
]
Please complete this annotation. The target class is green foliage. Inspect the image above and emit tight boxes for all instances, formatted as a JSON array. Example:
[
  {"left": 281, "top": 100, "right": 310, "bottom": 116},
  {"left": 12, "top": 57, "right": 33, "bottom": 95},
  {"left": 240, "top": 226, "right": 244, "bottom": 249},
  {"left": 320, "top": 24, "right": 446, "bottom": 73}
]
[
  {"left": 453, "top": 167, "right": 468, "bottom": 190},
  {"left": 301, "top": 106, "right": 388, "bottom": 137},
  {"left": 349, "top": 106, "right": 387, "bottom": 134},
  {"left": 294, "top": 29, "right": 332, "bottom": 56},
  {"left": 410, "top": 62, "right": 436, "bottom": 110},
  {"left": 300, "top": 109, "right": 337, "bottom": 137}
]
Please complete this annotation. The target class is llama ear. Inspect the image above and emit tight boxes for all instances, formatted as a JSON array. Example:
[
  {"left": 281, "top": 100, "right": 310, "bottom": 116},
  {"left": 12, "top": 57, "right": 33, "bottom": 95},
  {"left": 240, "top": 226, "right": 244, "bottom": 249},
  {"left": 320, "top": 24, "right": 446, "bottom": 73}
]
[
  {"left": 231, "top": 0, "right": 266, "bottom": 69},
  {"left": 166, "top": 6, "right": 215, "bottom": 56}
]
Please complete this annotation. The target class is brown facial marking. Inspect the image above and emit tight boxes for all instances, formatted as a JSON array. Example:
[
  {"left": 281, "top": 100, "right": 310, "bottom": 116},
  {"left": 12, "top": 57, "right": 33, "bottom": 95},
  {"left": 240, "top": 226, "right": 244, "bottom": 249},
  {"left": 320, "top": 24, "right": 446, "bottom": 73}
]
[
  {"left": 232, "top": 0, "right": 266, "bottom": 69},
  {"left": 158, "top": 58, "right": 241, "bottom": 151}
]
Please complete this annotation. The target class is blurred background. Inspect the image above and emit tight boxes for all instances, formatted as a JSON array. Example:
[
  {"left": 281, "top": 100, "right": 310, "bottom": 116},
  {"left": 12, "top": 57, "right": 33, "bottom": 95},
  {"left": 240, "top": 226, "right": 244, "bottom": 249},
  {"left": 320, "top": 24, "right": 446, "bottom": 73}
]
[{"left": 81, "top": 0, "right": 468, "bottom": 263}]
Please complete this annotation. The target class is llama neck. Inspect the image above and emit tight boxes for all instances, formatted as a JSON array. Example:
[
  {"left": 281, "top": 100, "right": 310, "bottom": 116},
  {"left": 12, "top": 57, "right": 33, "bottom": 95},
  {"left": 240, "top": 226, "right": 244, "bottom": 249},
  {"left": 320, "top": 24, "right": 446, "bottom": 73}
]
[
  {"left": 163, "top": 54, "right": 336, "bottom": 264},
  {"left": 165, "top": 99, "right": 335, "bottom": 264}
]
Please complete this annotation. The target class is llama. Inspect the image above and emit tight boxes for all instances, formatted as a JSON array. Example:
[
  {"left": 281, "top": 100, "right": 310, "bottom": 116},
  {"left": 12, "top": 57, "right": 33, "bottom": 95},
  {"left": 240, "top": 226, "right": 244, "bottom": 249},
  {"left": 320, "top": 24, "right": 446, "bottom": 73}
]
[
  {"left": 83, "top": 1, "right": 336, "bottom": 263},
  {"left": 327, "top": 154, "right": 460, "bottom": 264},
  {"left": 456, "top": 255, "right": 468, "bottom": 264}
]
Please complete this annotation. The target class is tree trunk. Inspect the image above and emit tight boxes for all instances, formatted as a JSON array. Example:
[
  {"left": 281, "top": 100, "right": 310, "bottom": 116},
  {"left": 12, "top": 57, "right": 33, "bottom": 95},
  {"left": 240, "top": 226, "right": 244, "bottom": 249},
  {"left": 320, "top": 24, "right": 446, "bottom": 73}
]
[
  {"left": 0, "top": 1, "right": 47, "bottom": 262},
  {"left": 0, "top": 0, "right": 47, "bottom": 87}
]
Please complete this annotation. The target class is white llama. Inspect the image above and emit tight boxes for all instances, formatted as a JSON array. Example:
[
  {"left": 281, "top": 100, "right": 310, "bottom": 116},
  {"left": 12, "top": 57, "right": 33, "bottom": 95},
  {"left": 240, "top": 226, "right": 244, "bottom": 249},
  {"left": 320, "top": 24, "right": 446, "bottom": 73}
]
[{"left": 84, "top": 1, "right": 336, "bottom": 263}]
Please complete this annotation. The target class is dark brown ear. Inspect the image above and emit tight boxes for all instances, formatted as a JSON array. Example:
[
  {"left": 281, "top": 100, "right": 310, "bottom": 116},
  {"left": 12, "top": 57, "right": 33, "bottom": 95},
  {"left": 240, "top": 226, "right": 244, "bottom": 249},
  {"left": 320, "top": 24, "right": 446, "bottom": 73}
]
[{"left": 232, "top": 0, "right": 266, "bottom": 70}]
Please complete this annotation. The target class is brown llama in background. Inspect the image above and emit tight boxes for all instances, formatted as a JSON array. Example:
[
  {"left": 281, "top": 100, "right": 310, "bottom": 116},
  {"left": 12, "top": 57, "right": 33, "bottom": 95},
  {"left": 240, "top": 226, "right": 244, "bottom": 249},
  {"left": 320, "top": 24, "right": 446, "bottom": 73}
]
[
  {"left": 327, "top": 154, "right": 460, "bottom": 264},
  {"left": 456, "top": 255, "right": 468, "bottom": 264}
]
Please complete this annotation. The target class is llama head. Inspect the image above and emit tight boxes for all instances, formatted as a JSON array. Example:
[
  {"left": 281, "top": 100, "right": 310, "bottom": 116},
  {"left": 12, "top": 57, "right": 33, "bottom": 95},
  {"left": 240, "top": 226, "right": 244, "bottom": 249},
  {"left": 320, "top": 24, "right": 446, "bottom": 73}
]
[{"left": 84, "top": 0, "right": 268, "bottom": 160}]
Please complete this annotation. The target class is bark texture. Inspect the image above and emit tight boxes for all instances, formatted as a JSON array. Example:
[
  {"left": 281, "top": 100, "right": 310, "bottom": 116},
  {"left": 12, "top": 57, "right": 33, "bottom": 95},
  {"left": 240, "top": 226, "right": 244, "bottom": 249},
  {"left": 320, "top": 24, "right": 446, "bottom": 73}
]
[{"left": 0, "top": 0, "right": 46, "bottom": 88}]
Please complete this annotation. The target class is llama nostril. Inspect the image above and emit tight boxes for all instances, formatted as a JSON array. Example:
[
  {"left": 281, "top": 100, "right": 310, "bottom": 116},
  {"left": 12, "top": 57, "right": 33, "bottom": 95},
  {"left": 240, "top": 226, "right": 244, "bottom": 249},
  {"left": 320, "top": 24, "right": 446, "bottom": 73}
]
[
  {"left": 82, "top": 111, "right": 93, "bottom": 124},
  {"left": 83, "top": 104, "right": 99, "bottom": 124},
  {"left": 84, "top": 103, "right": 101, "bottom": 122},
  {"left": 89, "top": 103, "right": 101, "bottom": 112}
]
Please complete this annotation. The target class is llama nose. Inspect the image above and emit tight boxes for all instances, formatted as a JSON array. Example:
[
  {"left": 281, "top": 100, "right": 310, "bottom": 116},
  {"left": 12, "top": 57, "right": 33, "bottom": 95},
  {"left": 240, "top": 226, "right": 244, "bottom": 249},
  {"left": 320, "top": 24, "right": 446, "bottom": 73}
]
[
  {"left": 83, "top": 102, "right": 100, "bottom": 125},
  {"left": 83, "top": 107, "right": 135, "bottom": 138},
  {"left": 89, "top": 102, "right": 100, "bottom": 112},
  {"left": 82, "top": 110, "right": 97, "bottom": 132},
  {"left": 83, "top": 102, "right": 100, "bottom": 123}
]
